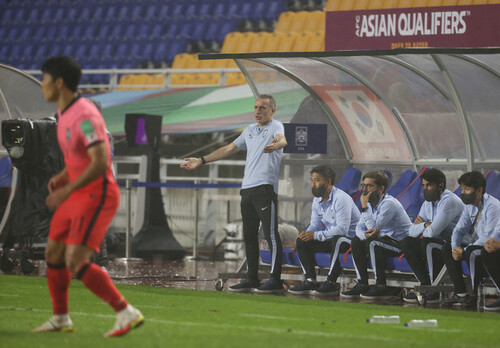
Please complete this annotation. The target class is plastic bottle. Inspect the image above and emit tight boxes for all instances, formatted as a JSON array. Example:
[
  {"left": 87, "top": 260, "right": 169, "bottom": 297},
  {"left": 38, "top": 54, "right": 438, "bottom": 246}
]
[
  {"left": 477, "top": 281, "right": 485, "bottom": 312},
  {"left": 366, "top": 315, "right": 400, "bottom": 324},
  {"left": 404, "top": 319, "right": 438, "bottom": 327},
  {"left": 340, "top": 272, "right": 348, "bottom": 293}
]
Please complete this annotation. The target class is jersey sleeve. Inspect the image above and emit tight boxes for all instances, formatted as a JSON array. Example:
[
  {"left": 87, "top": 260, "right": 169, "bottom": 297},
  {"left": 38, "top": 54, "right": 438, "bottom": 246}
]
[
  {"left": 233, "top": 129, "right": 247, "bottom": 150},
  {"left": 274, "top": 121, "right": 285, "bottom": 136},
  {"left": 76, "top": 113, "right": 108, "bottom": 148}
]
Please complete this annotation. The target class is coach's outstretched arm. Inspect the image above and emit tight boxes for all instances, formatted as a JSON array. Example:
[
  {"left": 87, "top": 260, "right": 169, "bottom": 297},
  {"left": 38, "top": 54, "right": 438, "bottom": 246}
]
[{"left": 181, "top": 142, "right": 240, "bottom": 170}]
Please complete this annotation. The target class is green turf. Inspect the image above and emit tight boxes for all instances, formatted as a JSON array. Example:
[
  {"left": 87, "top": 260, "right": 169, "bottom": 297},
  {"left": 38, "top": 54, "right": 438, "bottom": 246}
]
[{"left": 0, "top": 275, "right": 499, "bottom": 348}]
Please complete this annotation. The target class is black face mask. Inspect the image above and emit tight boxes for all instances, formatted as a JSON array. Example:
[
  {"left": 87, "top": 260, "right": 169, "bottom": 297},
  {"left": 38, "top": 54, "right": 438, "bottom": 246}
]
[
  {"left": 368, "top": 191, "right": 380, "bottom": 206},
  {"left": 424, "top": 188, "right": 441, "bottom": 202},
  {"left": 312, "top": 185, "right": 327, "bottom": 198},
  {"left": 461, "top": 191, "right": 476, "bottom": 205}
]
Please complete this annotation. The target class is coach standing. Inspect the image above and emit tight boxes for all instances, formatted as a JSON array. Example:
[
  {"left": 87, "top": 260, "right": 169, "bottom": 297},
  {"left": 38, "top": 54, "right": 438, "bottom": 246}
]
[{"left": 181, "top": 94, "right": 287, "bottom": 293}]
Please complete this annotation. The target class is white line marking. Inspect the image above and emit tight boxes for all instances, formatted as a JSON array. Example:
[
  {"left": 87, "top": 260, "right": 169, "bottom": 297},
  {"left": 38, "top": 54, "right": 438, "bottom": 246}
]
[
  {"left": 240, "top": 313, "right": 301, "bottom": 321},
  {"left": 0, "top": 294, "right": 19, "bottom": 297}
]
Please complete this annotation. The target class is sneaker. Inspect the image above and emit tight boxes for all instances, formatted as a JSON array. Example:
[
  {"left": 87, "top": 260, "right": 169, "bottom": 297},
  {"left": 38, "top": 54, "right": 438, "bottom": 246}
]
[
  {"left": 485, "top": 297, "right": 500, "bottom": 311},
  {"left": 340, "top": 282, "right": 371, "bottom": 298},
  {"left": 403, "top": 291, "right": 418, "bottom": 303},
  {"left": 288, "top": 280, "right": 319, "bottom": 295},
  {"left": 105, "top": 305, "right": 145, "bottom": 338},
  {"left": 441, "top": 293, "right": 475, "bottom": 307},
  {"left": 360, "top": 285, "right": 397, "bottom": 300},
  {"left": 313, "top": 280, "right": 339, "bottom": 296},
  {"left": 254, "top": 278, "right": 285, "bottom": 294},
  {"left": 32, "top": 315, "right": 74, "bottom": 333},
  {"left": 228, "top": 278, "right": 261, "bottom": 293},
  {"left": 424, "top": 292, "right": 441, "bottom": 304}
]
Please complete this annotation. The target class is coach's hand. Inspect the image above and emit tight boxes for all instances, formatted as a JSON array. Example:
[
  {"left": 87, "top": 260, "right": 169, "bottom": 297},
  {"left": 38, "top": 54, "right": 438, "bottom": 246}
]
[
  {"left": 181, "top": 157, "right": 202, "bottom": 170},
  {"left": 299, "top": 231, "right": 315, "bottom": 242}
]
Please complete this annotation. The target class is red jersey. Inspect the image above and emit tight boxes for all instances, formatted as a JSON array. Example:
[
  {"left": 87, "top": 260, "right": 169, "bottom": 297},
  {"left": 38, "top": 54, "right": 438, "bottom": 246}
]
[{"left": 57, "top": 97, "right": 117, "bottom": 192}]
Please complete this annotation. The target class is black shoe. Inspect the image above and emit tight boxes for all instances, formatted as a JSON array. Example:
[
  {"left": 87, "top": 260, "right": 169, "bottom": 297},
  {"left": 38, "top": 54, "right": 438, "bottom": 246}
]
[
  {"left": 441, "top": 294, "right": 475, "bottom": 307},
  {"left": 314, "top": 280, "right": 339, "bottom": 296},
  {"left": 228, "top": 278, "right": 260, "bottom": 293},
  {"left": 485, "top": 297, "right": 500, "bottom": 311},
  {"left": 288, "top": 280, "right": 319, "bottom": 295},
  {"left": 340, "top": 282, "right": 370, "bottom": 298},
  {"left": 360, "top": 285, "right": 396, "bottom": 300},
  {"left": 254, "top": 278, "right": 285, "bottom": 294},
  {"left": 404, "top": 291, "right": 418, "bottom": 303}
]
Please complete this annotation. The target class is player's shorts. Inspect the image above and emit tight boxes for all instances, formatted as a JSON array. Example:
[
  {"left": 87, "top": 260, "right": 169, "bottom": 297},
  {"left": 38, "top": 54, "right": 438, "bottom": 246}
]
[{"left": 49, "top": 184, "right": 120, "bottom": 253}]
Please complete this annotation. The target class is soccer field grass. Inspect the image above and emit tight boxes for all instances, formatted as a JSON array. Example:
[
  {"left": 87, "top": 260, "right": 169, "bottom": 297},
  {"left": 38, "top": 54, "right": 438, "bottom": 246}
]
[{"left": 0, "top": 275, "right": 499, "bottom": 348}]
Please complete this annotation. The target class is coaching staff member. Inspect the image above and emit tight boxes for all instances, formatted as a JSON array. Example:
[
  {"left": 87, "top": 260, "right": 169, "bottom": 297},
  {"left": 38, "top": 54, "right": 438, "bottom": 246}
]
[{"left": 181, "top": 94, "right": 287, "bottom": 293}]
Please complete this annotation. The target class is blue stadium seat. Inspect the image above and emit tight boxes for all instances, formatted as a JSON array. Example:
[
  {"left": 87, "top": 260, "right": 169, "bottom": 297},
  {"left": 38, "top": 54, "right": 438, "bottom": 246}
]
[
  {"left": 485, "top": 170, "right": 500, "bottom": 200},
  {"left": 336, "top": 167, "right": 362, "bottom": 196},
  {"left": 260, "top": 248, "right": 292, "bottom": 265},
  {"left": 395, "top": 167, "right": 429, "bottom": 222},
  {"left": 130, "top": 4, "right": 145, "bottom": 21},
  {"left": 387, "top": 170, "right": 417, "bottom": 197},
  {"left": 386, "top": 256, "right": 413, "bottom": 272},
  {"left": 171, "top": 3, "right": 186, "bottom": 18}
]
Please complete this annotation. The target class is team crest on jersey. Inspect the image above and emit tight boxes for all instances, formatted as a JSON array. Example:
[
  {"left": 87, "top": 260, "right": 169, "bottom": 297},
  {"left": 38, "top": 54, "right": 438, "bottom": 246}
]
[
  {"left": 249, "top": 132, "right": 253, "bottom": 139},
  {"left": 331, "top": 210, "right": 335, "bottom": 219},
  {"left": 80, "top": 120, "right": 98, "bottom": 143},
  {"left": 66, "top": 128, "right": 70, "bottom": 140},
  {"left": 263, "top": 129, "right": 268, "bottom": 137}
]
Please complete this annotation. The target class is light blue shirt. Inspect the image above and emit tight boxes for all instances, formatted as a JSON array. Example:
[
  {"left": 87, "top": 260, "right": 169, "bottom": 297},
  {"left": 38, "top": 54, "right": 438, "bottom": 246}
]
[
  {"left": 356, "top": 193, "right": 412, "bottom": 241},
  {"left": 233, "top": 120, "right": 284, "bottom": 193},
  {"left": 408, "top": 189, "right": 464, "bottom": 241},
  {"left": 308, "top": 186, "right": 361, "bottom": 242},
  {"left": 451, "top": 193, "right": 500, "bottom": 248}
]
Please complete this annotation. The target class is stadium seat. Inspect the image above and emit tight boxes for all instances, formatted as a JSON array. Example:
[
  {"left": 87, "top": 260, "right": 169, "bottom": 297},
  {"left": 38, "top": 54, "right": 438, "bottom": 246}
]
[
  {"left": 353, "top": 0, "right": 371, "bottom": 9},
  {"left": 275, "top": 11, "right": 297, "bottom": 33},
  {"left": 260, "top": 248, "right": 292, "bottom": 265},
  {"left": 485, "top": 170, "right": 500, "bottom": 199},
  {"left": 396, "top": 167, "right": 429, "bottom": 221},
  {"left": 289, "top": 11, "right": 309, "bottom": 33},
  {"left": 145, "top": 74, "right": 165, "bottom": 89},
  {"left": 276, "top": 32, "right": 299, "bottom": 52},
  {"left": 303, "top": 11, "right": 326, "bottom": 33},
  {"left": 0, "top": 157, "right": 13, "bottom": 188},
  {"left": 336, "top": 167, "right": 362, "bottom": 196},
  {"left": 248, "top": 32, "right": 271, "bottom": 53},
  {"left": 306, "top": 32, "right": 325, "bottom": 51},
  {"left": 387, "top": 170, "right": 417, "bottom": 197},
  {"left": 413, "top": 0, "right": 430, "bottom": 6},
  {"left": 398, "top": 0, "right": 414, "bottom": 6},
  {"left": 325, "top": 0, "right": 342, "bottom": 11},
  {"left": 226, "top": 72, "right": 247, "bottom": 85},
  {"left": 339, "top": 0, "right": 356, "bottom": 10}
]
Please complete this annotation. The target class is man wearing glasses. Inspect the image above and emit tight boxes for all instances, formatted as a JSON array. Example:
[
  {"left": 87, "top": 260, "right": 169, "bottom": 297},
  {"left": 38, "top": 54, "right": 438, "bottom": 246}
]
[{"left": 341, "top": 171, "right": 412, "bottom": 299}]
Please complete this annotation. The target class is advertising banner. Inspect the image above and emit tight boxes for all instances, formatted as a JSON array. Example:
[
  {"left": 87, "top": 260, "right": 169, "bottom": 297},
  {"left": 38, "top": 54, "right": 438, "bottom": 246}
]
[
  {"left": 325, "top": 4, "right": 500, "bottom": 51},
  {"left": 284, "top": 123, "right": 328, "bottom": 154}
]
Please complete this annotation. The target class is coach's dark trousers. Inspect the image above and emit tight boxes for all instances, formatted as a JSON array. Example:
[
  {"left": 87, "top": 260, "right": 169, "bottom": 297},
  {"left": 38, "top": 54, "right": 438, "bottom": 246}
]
[
  {"left": 240, "top": 184, "right": 282, "bottom": 280},
  {"left": 400, "top": 236, "right": 445, "bottom": 285},
  {"left": 442, "top": 242, "right": 486, "bottom": 293},
  {"left": 481, "top": 248, "right": 500, "bottom": 292}
]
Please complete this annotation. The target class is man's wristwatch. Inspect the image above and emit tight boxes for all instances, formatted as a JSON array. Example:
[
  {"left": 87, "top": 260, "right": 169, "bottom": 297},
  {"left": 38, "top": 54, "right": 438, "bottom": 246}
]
[{"left": 201, "top": 156, "right": 206, "bottom": 165}]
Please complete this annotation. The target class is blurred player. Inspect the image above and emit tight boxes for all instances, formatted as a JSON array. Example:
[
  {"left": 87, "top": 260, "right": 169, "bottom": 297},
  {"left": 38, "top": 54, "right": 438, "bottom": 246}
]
[{"left": 32, "top": 56, "right": 144, "bottom": 337}]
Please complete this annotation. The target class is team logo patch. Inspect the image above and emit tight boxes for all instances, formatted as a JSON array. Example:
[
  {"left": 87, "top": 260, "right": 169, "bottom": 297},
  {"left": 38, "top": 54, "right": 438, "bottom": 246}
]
[
  {"left": 263, "top": 129, "right": 268, "bottom": 137},
  {"left": 249, "top": 132, "right": 253, "bottom": 139},
  {"left": 80, "top": 120, "right": 98, "bottom": 143}
]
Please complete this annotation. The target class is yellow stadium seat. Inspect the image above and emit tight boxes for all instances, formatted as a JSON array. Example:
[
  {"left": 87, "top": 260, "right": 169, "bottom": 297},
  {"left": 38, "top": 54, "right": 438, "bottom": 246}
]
[
  {"left": 233, "top": 32, "right": 255, "bottom": 53},
  {"left": 339, "top": 0, "right": 355, "bottom": 10},
  {"left": 275, "top": 11, "right": 297, "bottom": 32},
  {"left": 325, "top": 0, "right": 341, "bottom": 11},
  {"left": 276, "top": 32, "right": 298, "bottom": 52},
  {"left": 146, "top": 74, "right": 165, "bottom": 89},
  {"left": 368, "top": 0, "right": 385, "bottom": 9},
  {"left": 398, "top": 0, "right": 414, "bottom": 7},
  {"left": 303, "top": 11, "right": 326, "bottom": 33},
  {"left": 441, "top": 0, "right": 458, "bottom": 5},
  {"left": 288, "top": 11, "right": 309, "bottom": 33},
  {"left": 353, "top": 0, "right": 371, "bottom": 9},
  {"left": 117, "top": 74, "right": 134, "bottom": 91},
  {"left": 194, "top": 58, "right": 221, "bottom": 86},
  {"left": 293, "top": 32, "right": 312, "bottom": 52},
  {"left": 117, "top": 74, "right": 150, "bottom": 90},
  {"left": 248, "top": 32, "right": 272, "bottom": 53},
  {"left": 307, "top": 32, "right": 325, "bottom": 51},
  {"left": 412, "top": 0, "right": 428, "bottom": 6},
  {"left": 225, "top": 72, "right": 247, "bottom": 85},
  {"left": 427, "top": 0, "right": 444, "bottom": 6},
  {"left": 170, "top": 73, "right": 195, "bottom": 86},
  {"left": 457, "top": 0, "right": 473, "bottom": 4},
  {"left": 472, "top": 0, "right": 488, "bottom": 3},
  {"left": 265, "top": 32, "right": 286, "bottom": 52},
  {"left": 381, "top": 0, "right": 399, "bottom": 8},
  {"left": 171, "top": 53, "right": 197, "bottom": 69},
  {"left": 221, "top": 32, "right": 245, "bottom": 53},
  {"left": 488, "top": 0, "right": 500, "bottom": 4}
]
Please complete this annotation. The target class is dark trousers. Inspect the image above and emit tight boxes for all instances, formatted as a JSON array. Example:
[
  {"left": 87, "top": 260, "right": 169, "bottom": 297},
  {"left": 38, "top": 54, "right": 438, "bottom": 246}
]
[
  {"left": 351, "top": 235, "right": 401, "bottom": 286},
  {"left": 241, "top": 185, "right": 282, "bottom": 280},
  {"left": 441, "top": 242, "right": 486, "bottom": 293},
  {"left": 400, "top": 236, "right": 444, "bottom": 285},
  {"left": 296, "top": 235, "right": 351, "bottom": 282},
  {"left": 481, "top": 248, "right": 500, "bottom": 292}
]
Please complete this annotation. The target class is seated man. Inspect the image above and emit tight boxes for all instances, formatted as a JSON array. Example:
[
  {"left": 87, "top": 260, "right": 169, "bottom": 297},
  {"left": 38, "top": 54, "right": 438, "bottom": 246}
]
[
  {"left": 400, "top": 168, "right": 464, "bottom": 303},
  {"left": 482, "top": 233, "right": 500, "bottom": 311},
  {"left": 441, "top": 171, "right": 500, "bottom": 307},
  {"left": 288, "top": 165, "right": 360, "bottom": 296},
  {"left": 340, "top": 171, "right": 412, "bottom": 300}
]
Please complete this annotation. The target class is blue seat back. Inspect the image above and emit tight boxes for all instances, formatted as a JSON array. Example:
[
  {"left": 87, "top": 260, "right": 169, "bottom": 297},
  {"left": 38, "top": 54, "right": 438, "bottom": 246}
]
[
  {"left": 0, "top": 157, "right": 13, "bottom": 187},
  {"left": 388, "top": 170, "right": 417, "bottom": 197},
  {"left": 336, "top": 167, "right": 362, "bottom": 196},
  {"left": 396, "top": 167, "right": 429, "bottom": 222}
]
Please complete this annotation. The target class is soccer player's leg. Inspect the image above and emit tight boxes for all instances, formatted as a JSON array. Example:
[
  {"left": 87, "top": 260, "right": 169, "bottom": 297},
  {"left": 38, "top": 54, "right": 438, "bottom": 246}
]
[{"left": 32, "top": 205, "right": 74, "bottom": 333}]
